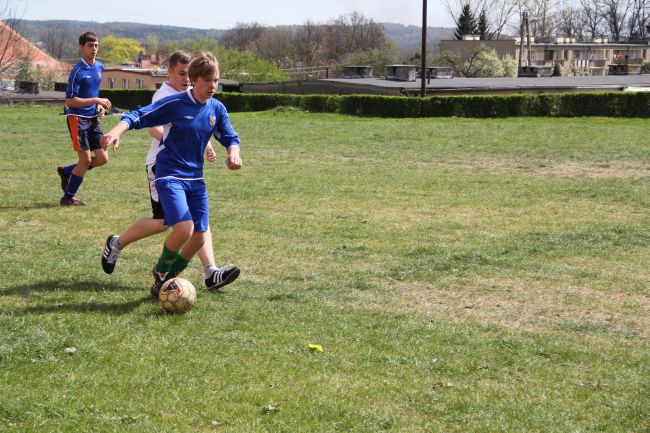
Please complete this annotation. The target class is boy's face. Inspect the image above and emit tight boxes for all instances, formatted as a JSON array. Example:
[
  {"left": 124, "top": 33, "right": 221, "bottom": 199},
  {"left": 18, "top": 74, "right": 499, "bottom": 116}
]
[
  {"left": 80, "top": 40, "right": 99, "bottom": 62},
  {"left": 169, "top": 62, "right": 190, "bottom": 93},
  {"left": 191, "top": 71, "right": 219, "bottom": 103}
]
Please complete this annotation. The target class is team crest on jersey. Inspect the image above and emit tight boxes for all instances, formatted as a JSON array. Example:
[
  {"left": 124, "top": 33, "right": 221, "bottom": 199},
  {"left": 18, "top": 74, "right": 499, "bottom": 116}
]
[{"left": 209, "top": 115, "right": 216, "bottom": 126}]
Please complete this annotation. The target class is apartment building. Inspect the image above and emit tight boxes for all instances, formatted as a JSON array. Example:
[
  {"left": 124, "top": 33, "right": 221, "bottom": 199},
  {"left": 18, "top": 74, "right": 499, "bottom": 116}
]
[{"left": 440, "top": 36, "right": 650, "bottom": 76}]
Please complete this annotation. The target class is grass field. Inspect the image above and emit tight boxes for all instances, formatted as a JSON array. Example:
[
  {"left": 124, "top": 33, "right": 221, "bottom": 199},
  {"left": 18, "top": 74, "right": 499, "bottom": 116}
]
[{"left": 0, "top": 105, "right": 649, "bottom": 432}]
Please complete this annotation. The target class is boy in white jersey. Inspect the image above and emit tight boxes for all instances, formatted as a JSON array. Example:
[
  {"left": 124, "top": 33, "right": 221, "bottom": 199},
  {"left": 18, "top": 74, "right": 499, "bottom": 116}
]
[{"left": 101, "top": 51, "right": 240, "bottom": 292}]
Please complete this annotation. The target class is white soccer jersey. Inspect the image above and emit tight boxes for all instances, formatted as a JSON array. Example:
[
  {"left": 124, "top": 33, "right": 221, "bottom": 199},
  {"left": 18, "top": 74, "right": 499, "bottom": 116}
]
[{"left": 145, "top": 81, "right": 177, "bottom": 167}]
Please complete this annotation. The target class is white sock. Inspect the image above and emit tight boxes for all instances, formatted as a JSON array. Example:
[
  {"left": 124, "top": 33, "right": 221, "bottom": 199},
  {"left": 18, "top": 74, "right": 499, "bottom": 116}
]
[
  {"left": 113, "top": 237, "right": 123, "bottom": 251},
  {"left": 204, "top": 264, "right": 218, "bottom": 279}
]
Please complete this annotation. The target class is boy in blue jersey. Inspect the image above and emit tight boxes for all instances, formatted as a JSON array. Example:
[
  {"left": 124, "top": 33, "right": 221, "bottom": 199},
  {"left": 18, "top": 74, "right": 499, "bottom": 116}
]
[
  {"left": 101, "top": 52, "right": 242, "bottom": 297},
  {"left": 57, "top": 31, "right": 112, "bottom": 206},
  {"left": 101, "top": 51, "right": 240, "bottom": 291}
]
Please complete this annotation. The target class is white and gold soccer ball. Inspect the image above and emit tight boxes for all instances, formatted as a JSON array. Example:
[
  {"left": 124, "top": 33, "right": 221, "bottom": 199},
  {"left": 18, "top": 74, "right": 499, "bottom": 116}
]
[{"left": 159, "top": 278, "right": 196, "bottom": 314}]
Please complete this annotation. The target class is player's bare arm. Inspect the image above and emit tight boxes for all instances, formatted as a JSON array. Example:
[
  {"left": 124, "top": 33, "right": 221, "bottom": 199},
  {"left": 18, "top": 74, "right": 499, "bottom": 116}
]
[
  {"left": 66, "top": 96, "right": 112, "bottom": 110},
  {"left": 101, "top": 120, "right": 129, "bottom": 151},
  {"left": 148, "top": 126, "right": 164, "bottom": 141},
  {"left": 205, "top": 142, "right": 217, "bottom": 162},
  {"left": 226, "top": 145, "right": 242, "bottom": 170}
]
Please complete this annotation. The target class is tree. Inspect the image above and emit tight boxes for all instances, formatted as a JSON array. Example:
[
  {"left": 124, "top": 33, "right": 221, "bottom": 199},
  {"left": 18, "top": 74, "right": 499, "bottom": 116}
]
[
  {"left": 146, "top": 34, "right": 159, "bottom": 55},
  {"left": 39, "top": 24, "right": 69, "bottom": 59},
  {"left": 183, "top": 36, "right": 219, "bottom": 54},
  {"left": 255, "top": 29, "right": 294, "bottom": 67},
  {"left": 436, "top": 45, "right": 508, "bottom": 77},
  {"left": 526, "top": 0, "right": 557, "bottom": 40},
  {"left": 603, "top": 0, "right": 631, "bottom": 41},
  {"left": 221, "top": 23, "right": 265, "bottom": 52},
  {"left": 176, "top": 36, "right": 287, "bottom": 82},
  {"left": 100, "top": 34, "right": 144, "bottom": 64},
  {"left": 14, "top": 53, "right": 33, "bottom": 82},
  {"left": 217, "top": 48, "right": 287, "bottom": 81},
  {"left": 556, "top": 6, "right": 585, "bottom": 38},
  {"left": 455, "top": 3, "right": 479, "bottom": 39},
  {"left": 326, "top": 12, "right": 387, "bottom": 62},
  {"left": 579, "top": 0, "right": 606, "bottom": 39},
  {"left": 628, "top": 0, "right": 649, "bottom": 38},
  {"left": 294, "top": 20, "right": 327, "bottom": 67},
  {"left": 0, "top": 2, "right": 24, "bottom": 78},
  {"left": 478, "top": 9, "right": 492, "bottom": 39}
]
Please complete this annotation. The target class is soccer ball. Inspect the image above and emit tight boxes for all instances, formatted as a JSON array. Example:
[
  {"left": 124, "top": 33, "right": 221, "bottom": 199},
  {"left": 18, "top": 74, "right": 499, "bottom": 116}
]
[{"left": 159, "top": 278, "right": 196, "bottom": 314}]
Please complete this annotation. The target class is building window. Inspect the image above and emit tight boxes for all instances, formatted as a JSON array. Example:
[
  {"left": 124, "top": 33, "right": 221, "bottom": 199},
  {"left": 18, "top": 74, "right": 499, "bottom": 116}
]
[
  {"left": 122, "top": 78, "right": 128, "bottom": 89},
  {"left": 108, "top": 77, "right": 115, "bottom": 89},
  {"left": 135, "top": 79, "right": 143, "bottom": 89},
  {"left": 544, "top": 50, "right": 553, "bottom": 61}
]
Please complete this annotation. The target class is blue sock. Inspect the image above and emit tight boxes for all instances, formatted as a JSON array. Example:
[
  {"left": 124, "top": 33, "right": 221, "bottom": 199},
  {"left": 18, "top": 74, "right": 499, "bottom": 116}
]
[
  {"left": 64, "top": 174, "right": 83, "bottom": 198},
  {"left": 63, "top": 163, "right": 77, "bottom": 177}
]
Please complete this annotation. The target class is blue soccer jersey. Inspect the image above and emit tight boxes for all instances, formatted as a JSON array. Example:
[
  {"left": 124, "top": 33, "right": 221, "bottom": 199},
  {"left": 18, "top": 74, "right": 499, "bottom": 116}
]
[
  {"left": 120, "top": 89, "right": 240, "bottom": 179},
  {"left": 66, "top": 58, "right": 104, "bottom": 117}
]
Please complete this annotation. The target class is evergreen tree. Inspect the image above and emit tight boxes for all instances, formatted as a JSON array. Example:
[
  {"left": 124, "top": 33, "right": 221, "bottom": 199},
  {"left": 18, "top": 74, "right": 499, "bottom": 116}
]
[
  {"left": 478, "top": 9, "right": 491, "bottom": 40},
  {"left": 454, "top": 4, "right": 478, "bottom": 40}
]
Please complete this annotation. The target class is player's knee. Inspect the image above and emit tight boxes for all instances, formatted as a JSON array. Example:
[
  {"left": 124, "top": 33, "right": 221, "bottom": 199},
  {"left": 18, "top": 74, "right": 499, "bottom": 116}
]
[
  {"left": 94, "top": 152, "right": 108, "bottom": 166},
  {"left": 78, "top": 154, "right": 92, "bottom": 166},
  {"left": 173, "top": 221, "right": 194, "bottom": 240}
]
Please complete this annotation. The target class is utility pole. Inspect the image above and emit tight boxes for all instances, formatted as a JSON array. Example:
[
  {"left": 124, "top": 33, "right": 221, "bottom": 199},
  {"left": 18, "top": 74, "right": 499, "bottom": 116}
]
[
  {"left": 421, "top": 0, "right": 427, "bottom": 97},
  {"left": 518, "top": 11, "right": 526, "bottom": 70}
]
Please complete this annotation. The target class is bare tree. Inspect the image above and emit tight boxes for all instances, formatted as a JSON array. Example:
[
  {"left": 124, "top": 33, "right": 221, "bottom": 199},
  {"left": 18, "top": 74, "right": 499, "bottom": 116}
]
[
  {"left": 294, "top": 20, "right": 326, "bottom": 67},
  {"left": 526, "top": 0, "right": 557, "bottom": 40},
  {"left": 326, "top": 12, "right": 386, "bottom": 61},
  {"left": 579, "top": 0, "right": 607, "bottom": 38},
  {"left": 39, "top": 24, "right": 69, "bottom": 59},
  {"left": 603, "top": 0, "right": 631, "bottom": 40},
  {"left": 256, "top": 29, "right": 294, "bottom": 67},
  {"left": 556, "top": 5, "right": 586, "bottom": 38},
  {"left": 221, "top": 23, "right": 266, "bottom": 52},
  {"left": 627, "top": 0, "right": 649, "bottom": 38},
  {"left": 0, "top": 1, "right": 24, "bottom": 78}
]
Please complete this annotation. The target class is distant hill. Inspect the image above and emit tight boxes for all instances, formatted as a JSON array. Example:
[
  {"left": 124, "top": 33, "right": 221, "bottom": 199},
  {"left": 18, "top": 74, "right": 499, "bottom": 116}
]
[
  {"left": 18, "top": 19, "right": 453, "bottom": 54},
  {"left": 381, "top": 23, "right": 455, "bottom": 54},
  {"left": 18, "top": 20, "right": 224, "bottom": 44}
]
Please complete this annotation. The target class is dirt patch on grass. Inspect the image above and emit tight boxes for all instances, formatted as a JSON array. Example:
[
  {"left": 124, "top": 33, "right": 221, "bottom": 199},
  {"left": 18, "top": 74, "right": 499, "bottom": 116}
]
[
  {"left": 435, "top": 158, "right": 650, "bottom": 179},
  {"left": 338, "top": 276, "right": 650, "bottom": 341}
]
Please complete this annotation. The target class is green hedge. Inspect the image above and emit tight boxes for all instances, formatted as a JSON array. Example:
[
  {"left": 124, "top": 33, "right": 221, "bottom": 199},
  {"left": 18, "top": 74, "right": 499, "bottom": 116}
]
[
  {"left": 99, "top": 89, "right": 156, "bottom": 111},
  {"left": 100, "top": 89, "right": 650, "bottom": 118}
]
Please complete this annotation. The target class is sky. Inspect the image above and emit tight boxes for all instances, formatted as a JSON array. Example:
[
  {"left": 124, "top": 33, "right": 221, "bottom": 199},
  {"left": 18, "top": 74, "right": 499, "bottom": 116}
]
[{"left": 7, "top": 0, "right": 455, "bottom": 29}]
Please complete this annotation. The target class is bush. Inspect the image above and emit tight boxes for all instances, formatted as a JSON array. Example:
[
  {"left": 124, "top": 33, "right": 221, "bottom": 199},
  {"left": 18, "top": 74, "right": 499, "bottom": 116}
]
[
  {"left": 552, "top": 62, "right": 562, "bottom": 77},
  {"left": 99, "top": 89, "right": 156, "bottom": 110},
  {"left": 101, "top": 89, "right": 650, "bottom": 118}
]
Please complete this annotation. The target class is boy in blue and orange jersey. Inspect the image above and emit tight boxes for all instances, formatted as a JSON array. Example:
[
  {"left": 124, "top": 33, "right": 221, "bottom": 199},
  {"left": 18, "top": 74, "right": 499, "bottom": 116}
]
[
  {"left": 101, "top": 52, "right": 242, "bottom": 297},
  {"left": 57, "top": 31, "right": 112, "bottom": 206}
]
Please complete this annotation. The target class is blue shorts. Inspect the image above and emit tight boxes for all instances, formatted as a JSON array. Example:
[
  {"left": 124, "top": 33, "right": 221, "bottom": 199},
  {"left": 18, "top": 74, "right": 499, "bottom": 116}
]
[
  {"left": 66, "top": 115, "right": 103, "bottom": 152},
  {"left": 155, "top": 177, "right": 209, "bottom": 232}
]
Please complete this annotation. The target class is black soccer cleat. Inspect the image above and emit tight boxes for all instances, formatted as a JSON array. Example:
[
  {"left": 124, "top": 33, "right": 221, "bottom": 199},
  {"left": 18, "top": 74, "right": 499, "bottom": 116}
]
[
  {"left": 150, "top": 265, "right": 175, "bottom": 300},
  {"left": 205, "top": 265, "right": 240, "bottom": 291},
  {"left": 60, "top": 195, "right": 86, "bottom": 206},
  {"left": 101, "top": 234, "right": 120, "bottom": 274},
  {"left": 57, "top": 165, "right": 70, "bottom": 191}
]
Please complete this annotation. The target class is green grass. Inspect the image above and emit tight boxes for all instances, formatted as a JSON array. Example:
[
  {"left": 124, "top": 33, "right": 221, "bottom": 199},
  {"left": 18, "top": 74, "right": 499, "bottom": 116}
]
[{"left": 0, "top": 105, "right": 649, "bottom": 432}]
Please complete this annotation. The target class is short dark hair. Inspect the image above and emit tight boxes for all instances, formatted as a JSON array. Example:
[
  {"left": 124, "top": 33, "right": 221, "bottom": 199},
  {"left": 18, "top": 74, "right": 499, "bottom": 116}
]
[
  {"left": 79, "top": 32, "right": 98, "bottom": 45},
  {"left": 168, "top": 50, "right": 192, "bottom": 69},
  {"left": 189, "top": 52, "right": 219, "bottom": 82}
]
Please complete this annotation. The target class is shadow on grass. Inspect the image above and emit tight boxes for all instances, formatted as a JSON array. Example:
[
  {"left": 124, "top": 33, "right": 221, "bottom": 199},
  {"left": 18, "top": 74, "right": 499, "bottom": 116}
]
[
  {"left": 1, "top": 280, "right": 139, "bottom": 295},
  {"left": 2, "top": 280, "right": 153, "bottom": 316},
  {"left": 16, "top": 296, "right": 152, "bottom": 316},
  {"left": 0, "top": 202, "right": 59, "bottom": 211}
]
